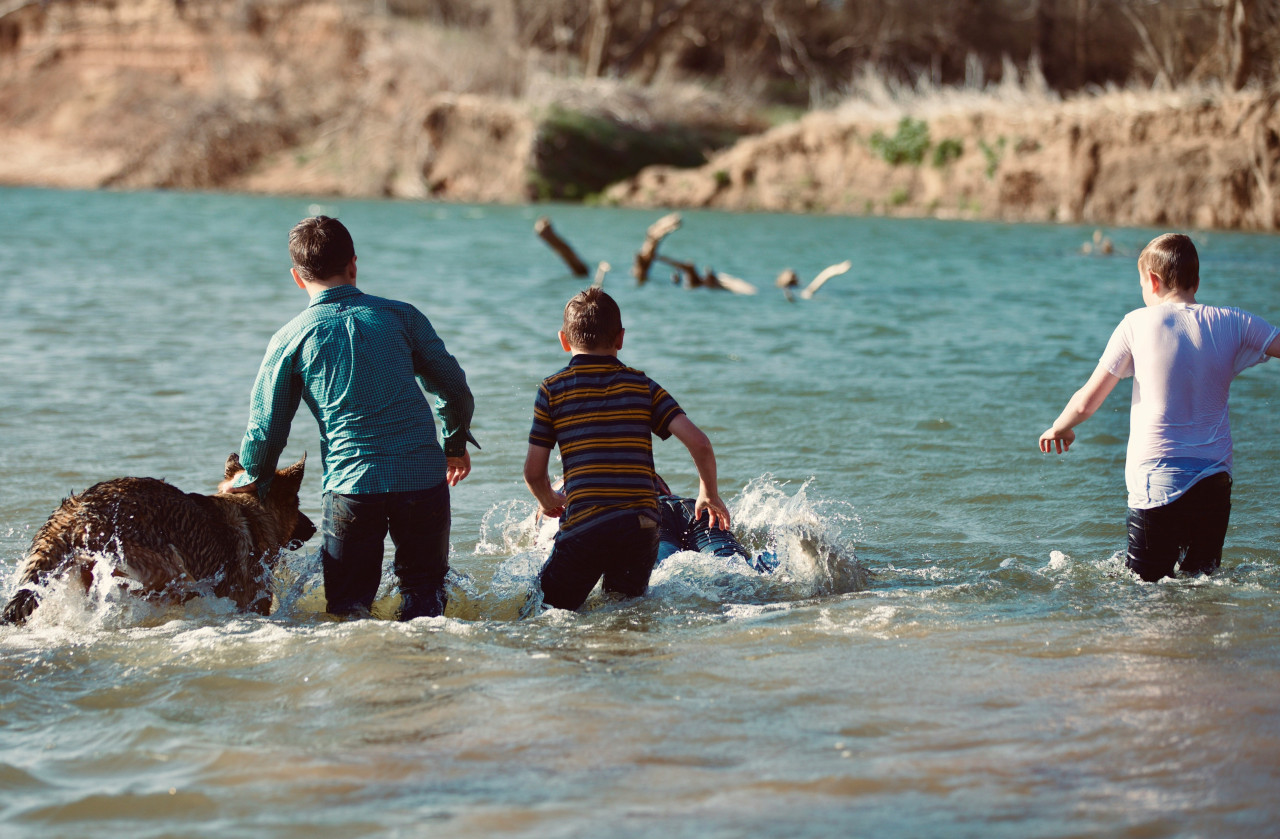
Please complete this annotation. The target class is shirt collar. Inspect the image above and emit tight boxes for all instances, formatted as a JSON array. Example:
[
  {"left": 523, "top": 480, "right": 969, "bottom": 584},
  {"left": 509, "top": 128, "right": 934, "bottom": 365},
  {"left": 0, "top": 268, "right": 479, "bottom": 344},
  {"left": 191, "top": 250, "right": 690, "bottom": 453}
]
[
  {"left": 569, "top": 353, "right": 623, "bottom": 367},
  {"left": 308, "top": 285, "right": 363, "bottom": 307}
]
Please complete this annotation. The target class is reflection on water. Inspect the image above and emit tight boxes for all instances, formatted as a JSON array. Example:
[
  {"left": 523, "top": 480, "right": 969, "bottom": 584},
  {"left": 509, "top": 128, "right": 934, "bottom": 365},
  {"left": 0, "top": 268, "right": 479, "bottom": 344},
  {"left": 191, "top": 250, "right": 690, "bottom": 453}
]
[{"left": 2, "top": 187, "right": 1279, "bottom": 837}]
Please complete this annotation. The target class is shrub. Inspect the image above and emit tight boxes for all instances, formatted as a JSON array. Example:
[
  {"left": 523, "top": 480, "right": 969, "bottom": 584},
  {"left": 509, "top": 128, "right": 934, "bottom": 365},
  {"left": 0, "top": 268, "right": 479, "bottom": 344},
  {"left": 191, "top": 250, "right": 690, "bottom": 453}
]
[
  {"left": 931, "top": 138, "right": 963, "bottom": 168},
  {"left": 869, "top": 117, "right": 930, "bottom": 166}
]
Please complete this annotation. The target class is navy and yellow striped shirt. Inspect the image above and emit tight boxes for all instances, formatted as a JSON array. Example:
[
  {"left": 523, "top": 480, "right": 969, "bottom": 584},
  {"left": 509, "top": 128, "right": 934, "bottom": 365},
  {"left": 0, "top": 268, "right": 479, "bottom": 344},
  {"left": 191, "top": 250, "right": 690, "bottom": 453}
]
[
  {"left": 235, "top": 285, "right": 474, "bottom": 495},
  {"left": 529, "top": 354, "right": 683, "bottom": 531}
]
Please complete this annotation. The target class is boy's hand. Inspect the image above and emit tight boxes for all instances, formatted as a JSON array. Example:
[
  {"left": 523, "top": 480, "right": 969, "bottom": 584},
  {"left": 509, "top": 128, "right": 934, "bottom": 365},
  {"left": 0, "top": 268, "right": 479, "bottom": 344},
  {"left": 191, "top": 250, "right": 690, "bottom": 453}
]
[
  {"left": 696, "top": 494, "right": 731, "bottom": 530},
  {"left": 446, "top": 453, "right": 472, "bottom": 485},
  {"left": 539, "top": 490, "right": 568, "bottom": 519},
  {"left": 1039, "top": 427, "right": 1075, "bottom": 454}
]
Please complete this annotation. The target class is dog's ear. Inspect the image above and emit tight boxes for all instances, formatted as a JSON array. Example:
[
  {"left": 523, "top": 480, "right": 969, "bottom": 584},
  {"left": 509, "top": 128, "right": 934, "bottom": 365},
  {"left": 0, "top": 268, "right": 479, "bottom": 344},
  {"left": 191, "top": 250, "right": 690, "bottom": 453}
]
[
  {"left": 276, "top": 453, "right": 306, "bottom": 484},
  {"left": 224, "top": 452, "right": 243, "bottom": 480}
]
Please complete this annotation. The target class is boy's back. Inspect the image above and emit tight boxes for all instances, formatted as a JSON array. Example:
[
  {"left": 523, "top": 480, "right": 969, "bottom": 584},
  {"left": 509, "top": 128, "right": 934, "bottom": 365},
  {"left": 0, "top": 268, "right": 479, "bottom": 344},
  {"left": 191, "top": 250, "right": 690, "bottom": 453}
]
[
  {"left": 530, "top": 354, "right": 683, "bottom": 531},
  {"left": 523, "top": 288, "right": 729, "bottom": 611},
  {"left": 1102, "top": 302, "right": 1277, "bottom": 509}
]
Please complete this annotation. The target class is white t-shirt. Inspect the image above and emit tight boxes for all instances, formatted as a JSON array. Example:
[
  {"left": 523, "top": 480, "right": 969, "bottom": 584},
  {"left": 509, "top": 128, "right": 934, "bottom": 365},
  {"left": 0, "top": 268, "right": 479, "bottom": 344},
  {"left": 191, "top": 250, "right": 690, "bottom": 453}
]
[{"left": 1100, "top": 303, "right": 1278, "bottom": 510}]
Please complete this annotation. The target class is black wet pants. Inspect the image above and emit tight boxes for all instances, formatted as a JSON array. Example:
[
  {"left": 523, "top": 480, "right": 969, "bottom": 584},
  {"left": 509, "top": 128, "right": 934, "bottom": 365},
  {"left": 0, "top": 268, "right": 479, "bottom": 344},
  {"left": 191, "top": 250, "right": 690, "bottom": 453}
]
[
  {"left": 539, "top": 509, "right": 659, "bottom": 611},
  {"left": 1125, "top": 472, "right": 1232, "bottom": 583}
]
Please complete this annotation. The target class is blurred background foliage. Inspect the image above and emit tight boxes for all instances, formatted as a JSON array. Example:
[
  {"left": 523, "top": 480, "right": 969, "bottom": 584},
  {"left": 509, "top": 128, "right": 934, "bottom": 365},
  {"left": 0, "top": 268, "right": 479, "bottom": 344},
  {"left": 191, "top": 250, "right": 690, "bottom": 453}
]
[{"left": 370, "top": 0, "right": 1279, "bottom": 106}]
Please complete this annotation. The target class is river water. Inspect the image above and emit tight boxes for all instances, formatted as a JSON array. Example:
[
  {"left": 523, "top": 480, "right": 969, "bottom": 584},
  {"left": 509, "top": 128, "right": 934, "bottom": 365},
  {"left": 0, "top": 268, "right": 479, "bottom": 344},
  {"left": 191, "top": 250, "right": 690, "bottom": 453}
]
[{"left": 1, "top": 186, "right": 1278, "bottom": 838}]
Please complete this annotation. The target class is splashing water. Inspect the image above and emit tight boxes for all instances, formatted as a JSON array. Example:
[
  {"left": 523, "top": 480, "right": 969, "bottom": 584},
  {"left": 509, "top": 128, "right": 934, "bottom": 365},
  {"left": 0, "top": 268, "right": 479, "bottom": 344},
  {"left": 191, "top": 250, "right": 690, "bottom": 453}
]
[{"left": 465, "top": 475, "right": 868, "bottom": 617}]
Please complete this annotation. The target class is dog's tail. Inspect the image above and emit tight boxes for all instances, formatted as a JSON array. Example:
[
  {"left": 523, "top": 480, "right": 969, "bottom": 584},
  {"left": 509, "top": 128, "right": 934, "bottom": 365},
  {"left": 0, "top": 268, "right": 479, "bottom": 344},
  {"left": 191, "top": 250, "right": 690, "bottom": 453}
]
[{"left": 0, "top": 589, "right": 39, "bottom": 626}]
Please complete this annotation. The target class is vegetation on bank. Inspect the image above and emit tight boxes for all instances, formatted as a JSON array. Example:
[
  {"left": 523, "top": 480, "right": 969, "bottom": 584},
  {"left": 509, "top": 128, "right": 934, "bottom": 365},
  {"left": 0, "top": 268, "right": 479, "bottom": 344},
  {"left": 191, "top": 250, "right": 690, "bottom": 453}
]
[{"left": 1, "top": 0, "right": 1277, "bottom": 227}]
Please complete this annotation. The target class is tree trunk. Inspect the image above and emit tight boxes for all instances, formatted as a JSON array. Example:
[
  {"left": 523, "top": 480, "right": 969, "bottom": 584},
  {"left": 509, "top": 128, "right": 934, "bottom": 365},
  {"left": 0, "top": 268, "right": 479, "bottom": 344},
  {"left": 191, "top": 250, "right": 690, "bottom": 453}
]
[
  {"left": 584, "top": 0, "right": 613, "bottom": 78},
  {"left": 1226, "top": 0, "right": 1252, "bottom": 91}
]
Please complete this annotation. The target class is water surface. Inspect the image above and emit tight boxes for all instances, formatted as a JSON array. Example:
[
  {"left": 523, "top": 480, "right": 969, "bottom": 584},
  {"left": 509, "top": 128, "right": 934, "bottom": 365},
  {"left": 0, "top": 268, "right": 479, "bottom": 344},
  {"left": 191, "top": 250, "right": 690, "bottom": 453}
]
[{"left": 2, "top": 187, "right": 1278, "bottom": 838}]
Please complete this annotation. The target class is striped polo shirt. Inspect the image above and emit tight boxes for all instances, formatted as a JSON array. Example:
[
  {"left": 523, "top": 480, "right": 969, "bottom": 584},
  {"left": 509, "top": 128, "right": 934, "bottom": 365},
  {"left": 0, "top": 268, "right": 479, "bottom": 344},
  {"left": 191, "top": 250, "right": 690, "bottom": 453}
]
[{"left": 529, "top": 354, "right": 684, "bottom": 532}]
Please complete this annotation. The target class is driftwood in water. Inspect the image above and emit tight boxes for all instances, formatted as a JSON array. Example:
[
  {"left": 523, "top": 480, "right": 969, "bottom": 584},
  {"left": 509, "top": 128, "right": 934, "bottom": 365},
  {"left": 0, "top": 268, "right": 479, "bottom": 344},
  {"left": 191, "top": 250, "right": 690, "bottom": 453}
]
[
  {"left": 708, "top": 271, "right": 758, "bottom": 295},
  {"left": 632, "top": 212, "right": 683, "bottom": 284},
  {"left": 655, "top": 255, "right": 757, "bottom": 295},
  {"left": 534, "top": 217, "right": 589, "bottom": 277},
  {"left": 656, "top": 254, "right": 702, "bottom": 287}
]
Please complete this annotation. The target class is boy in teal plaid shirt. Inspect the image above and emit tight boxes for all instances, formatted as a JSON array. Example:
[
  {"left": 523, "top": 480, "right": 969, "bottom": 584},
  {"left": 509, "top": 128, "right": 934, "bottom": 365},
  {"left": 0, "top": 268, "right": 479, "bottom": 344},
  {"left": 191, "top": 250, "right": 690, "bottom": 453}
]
[{"left": 225, "top": 216, "right": 476, "bottom": 619}]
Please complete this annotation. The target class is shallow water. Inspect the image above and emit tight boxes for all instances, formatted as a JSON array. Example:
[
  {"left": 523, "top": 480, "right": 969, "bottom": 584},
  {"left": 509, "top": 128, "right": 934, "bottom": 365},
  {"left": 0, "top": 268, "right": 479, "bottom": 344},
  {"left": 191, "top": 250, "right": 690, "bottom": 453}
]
[{"left": 1, "top": 187, "right": 1278, "bottom": 837}]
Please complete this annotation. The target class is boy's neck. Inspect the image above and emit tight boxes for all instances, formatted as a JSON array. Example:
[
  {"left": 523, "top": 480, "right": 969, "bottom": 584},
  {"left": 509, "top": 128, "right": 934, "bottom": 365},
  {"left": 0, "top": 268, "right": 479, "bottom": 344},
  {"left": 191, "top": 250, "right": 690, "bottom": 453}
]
[
  {"left": 1152, "top": 288, "right": 1197, "bottom": 306},
  {"left": 572, "top": 348, "right": 618, "bottom": 358}
]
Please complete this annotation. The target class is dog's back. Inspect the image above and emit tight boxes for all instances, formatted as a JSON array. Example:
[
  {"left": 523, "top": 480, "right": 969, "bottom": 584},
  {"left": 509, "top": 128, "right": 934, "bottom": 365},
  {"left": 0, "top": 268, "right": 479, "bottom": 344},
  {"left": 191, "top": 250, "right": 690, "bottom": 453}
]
[{"left": 2, "top": 455, "right": 312, "bottom": 625}]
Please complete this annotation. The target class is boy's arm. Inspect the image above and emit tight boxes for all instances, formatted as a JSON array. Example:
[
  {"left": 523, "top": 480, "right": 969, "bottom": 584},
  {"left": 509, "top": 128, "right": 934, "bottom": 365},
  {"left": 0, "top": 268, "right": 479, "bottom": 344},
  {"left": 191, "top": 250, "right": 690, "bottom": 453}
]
[
  {"left": 408, "top": 309, "right": 478, "bottom": 462},
  {"left": 1268, "top": 334, "right": 1280, "bottom": 358},
  {"left": 667, "top": 414, "right": 730, "bottom": 530},
  {"left": 523, "top": 443, "right": 567, "bottom": 518},
  {"left": 1039, "top": 363, "right": 1121, "bottom": 454},
  {"left": 227, "top": 338, "right": 304, "bottom": 493}
]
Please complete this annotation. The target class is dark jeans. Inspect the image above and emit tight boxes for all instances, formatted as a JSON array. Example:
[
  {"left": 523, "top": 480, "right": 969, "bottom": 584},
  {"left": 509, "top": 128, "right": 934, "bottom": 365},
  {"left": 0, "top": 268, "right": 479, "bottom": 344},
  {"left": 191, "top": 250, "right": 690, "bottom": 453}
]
[
  {"left": 1125, "top": 472, "right": 1232, "bottom": 583},
  {"left": 321, "top": 481, "right": 450, "bottom": 619},
  {"left": 539, "top": 509, "right": 660, "bottom": 611},
  {"left": 656, "top": 495, "right": 777, "bottom": 573}
]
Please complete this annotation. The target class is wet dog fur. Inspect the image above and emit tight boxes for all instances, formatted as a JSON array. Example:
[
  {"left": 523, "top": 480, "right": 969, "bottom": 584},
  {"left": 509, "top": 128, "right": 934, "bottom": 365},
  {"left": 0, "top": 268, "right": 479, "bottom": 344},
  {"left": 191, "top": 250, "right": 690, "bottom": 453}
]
[{"left": 1, "top": 454, "right": 315, "bottom": 625}]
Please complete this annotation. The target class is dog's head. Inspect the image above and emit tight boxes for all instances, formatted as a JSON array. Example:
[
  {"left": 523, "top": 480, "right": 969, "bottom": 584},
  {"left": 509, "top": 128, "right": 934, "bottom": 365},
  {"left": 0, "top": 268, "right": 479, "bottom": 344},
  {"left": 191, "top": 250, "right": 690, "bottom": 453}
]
[{"left": 223, "top": 452, "right": 315, "bottom": 549}]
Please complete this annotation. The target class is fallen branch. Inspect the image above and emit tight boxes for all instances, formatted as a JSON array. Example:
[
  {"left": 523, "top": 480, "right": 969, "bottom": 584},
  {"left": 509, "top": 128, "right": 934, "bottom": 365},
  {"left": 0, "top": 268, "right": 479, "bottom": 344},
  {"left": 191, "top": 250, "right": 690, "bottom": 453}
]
[
  {"left": 534, "top": 216, "right": 589, "bottom": 277},
  {"left": 708, "top": 271, "right": 758, "bottom": 295},
  {"left": 655, "top": 254, "right": 703, "bottom": 288},
  {"left": 632, "top": 212, "right": 682, "bottom": 284},
  {"left": 655, "top": 256, "right": 757, "bottom": 295}
]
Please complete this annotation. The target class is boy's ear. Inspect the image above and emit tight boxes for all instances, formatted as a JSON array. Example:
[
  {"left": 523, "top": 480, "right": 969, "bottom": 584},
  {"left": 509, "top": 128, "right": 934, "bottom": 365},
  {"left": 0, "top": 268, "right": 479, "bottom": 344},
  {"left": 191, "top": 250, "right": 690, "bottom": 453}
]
[
  {"left": 614, "top": 328, "right": 625, "bottom": 351},
  {"left": 1146, "top": 269, "right": 1164, "bottom": 294},
  {"left": 558, "top": 331, "right": 573, "bottom": 353}
]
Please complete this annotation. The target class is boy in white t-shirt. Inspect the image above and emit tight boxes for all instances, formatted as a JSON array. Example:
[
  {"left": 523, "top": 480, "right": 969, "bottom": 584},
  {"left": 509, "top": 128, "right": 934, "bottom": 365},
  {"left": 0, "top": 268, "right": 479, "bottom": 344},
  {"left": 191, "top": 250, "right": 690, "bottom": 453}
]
[{"left": 1039, "top": 233, "right": 1280, "bottom": 581}]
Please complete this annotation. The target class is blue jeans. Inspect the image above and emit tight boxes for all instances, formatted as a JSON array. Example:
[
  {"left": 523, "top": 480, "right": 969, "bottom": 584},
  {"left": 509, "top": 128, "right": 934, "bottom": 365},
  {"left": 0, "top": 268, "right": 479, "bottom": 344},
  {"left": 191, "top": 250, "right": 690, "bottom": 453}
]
[
  {"left": 656, "top": 495, "right": 777, "bottom": 573},
  {"left": 320, "top": 481, "right": 450, "bottom": 619},
  {"left": 539, "top": 509, "right": 660, "bottom": 611},
  {"left": 1125, "top": 472, "right": 1232, "bottom": 582}
]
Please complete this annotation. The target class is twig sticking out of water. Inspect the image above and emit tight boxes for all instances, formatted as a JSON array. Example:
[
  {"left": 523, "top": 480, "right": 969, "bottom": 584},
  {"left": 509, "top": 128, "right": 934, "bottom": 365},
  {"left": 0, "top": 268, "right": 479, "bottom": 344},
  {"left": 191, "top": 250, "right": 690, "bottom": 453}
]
[
  {"left": 592, "top": 261, "right": 610, "bottom": 289},
  {"left": 633, "top": 212, "right": 682, "bottom": 284},
  {"left": 534, "top": 216, "right": 589, "bottom": 277},
  {"left": 800, "top": 260, "right": 852, "bottom": 299}
]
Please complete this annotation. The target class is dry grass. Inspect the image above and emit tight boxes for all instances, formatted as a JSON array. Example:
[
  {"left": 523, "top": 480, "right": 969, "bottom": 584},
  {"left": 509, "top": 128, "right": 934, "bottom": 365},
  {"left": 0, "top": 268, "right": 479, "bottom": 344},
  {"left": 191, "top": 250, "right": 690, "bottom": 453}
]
[{"left": 833, "top": 56, "right": 1256, "bottom": 124}]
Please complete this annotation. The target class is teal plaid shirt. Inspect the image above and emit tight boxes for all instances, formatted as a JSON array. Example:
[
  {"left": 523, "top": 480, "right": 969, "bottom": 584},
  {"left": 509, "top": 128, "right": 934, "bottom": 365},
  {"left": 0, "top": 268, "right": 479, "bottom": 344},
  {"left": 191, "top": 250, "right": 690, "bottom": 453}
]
[{"left": 234, "top": 285, "right": 475, "bottom": 494}]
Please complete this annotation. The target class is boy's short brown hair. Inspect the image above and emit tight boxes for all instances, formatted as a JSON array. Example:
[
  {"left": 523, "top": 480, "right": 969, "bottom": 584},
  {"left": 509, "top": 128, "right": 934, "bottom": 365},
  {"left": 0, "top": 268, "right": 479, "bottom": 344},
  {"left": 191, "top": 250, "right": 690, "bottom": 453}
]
[
  {"left": 290, "top": 216, "right": 355, "bottom": 282},
  {"left": 563, "top": 288, "right": 622, "bottom": 351},
  {"left": 1139, "top": 233, "right": 1200, "bottom": 292}
]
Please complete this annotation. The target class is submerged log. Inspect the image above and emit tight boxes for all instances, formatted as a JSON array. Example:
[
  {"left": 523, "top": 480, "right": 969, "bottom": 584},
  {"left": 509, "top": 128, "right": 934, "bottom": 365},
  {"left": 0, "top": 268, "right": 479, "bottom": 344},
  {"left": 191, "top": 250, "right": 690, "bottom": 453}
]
[
  {"left": 655, "top": 255, "right": 756, "bottom": 295},
  {"left": 534, "top": 216, "right": 589, "bottom": 277},
  {"left": 655, "top": 254, "right": 702, "bottom": 287},
  {"left": 632, "top": 212, "right": 683, "bottom": 284},
  {"left": 708, "top": 270, "right": 758, "bottom": 295}
]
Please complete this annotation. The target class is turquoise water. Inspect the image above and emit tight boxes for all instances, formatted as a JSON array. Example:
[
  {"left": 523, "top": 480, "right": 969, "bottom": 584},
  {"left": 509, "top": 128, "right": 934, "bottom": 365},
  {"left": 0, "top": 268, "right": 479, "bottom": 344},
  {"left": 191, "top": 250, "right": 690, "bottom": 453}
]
[{"left": 1, "top": 186, "right": 1278, "bottom": 837}]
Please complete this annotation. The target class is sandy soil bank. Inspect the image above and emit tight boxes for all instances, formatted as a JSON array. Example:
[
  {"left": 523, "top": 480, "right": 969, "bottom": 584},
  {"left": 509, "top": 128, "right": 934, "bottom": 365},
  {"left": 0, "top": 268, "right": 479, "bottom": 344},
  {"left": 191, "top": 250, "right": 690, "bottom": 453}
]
[{"left": 607, "top": 89, "right": 1280, "bottom": 232}]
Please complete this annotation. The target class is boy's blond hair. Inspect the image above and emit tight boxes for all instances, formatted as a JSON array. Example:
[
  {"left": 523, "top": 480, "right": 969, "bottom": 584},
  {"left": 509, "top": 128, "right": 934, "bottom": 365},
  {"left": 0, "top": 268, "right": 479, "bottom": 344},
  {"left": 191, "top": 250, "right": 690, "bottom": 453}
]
[{"left": 1139, "top": 233, "right": 1200, "bottom": 292}]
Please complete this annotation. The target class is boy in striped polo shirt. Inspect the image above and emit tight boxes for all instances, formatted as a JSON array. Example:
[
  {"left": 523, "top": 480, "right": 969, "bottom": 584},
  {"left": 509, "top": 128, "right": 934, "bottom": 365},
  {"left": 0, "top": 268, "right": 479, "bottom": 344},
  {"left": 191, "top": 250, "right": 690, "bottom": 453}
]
[{"left": 524, "top": 288, "right": 730, "bottom": 611}]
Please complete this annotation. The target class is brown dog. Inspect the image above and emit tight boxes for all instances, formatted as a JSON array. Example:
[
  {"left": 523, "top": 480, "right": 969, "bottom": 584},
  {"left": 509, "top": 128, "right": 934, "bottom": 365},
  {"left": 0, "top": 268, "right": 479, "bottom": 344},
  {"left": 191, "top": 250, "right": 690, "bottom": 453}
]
[{"left": 1, "top": 454, "right": 315, "bottom": 625}]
